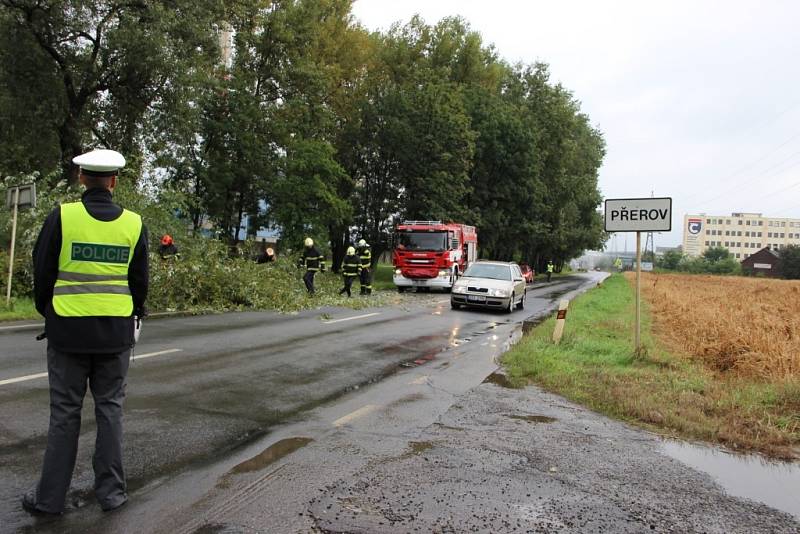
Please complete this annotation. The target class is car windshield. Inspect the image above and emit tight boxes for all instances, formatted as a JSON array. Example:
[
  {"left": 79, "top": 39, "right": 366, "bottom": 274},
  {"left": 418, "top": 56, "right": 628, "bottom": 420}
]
[
  {"left": 462, "top": 263, "right": 512, "bottom": 281},
  {"left": 395, "top": 231, "right": 448, "bottom": 251}
]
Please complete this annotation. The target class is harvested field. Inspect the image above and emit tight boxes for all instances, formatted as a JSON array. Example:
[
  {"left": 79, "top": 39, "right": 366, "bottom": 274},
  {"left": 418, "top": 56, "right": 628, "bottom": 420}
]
[{"left": 629, "top": 273, "right": 800, "bottom": 381}]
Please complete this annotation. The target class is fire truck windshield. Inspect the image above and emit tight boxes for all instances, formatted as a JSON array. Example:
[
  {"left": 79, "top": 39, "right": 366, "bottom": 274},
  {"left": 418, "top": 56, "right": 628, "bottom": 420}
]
[{"left": 395, "top": 231, "right": 448, "bottom": 251}]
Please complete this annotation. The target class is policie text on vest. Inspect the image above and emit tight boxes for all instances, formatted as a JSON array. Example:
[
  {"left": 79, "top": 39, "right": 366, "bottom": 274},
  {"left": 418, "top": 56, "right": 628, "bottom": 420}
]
[{"left": 71, "top": 243, "right": 130, "bottom": 264}]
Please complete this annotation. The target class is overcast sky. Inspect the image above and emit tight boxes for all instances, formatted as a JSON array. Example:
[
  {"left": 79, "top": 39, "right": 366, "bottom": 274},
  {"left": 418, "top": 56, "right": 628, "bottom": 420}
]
[{"left": 351, "top": 1, "right": 800, "bottom": 248}]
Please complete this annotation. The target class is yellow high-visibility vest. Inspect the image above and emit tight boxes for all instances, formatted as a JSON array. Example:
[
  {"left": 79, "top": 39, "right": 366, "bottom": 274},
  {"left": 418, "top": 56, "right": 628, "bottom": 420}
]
[{"left": 52, "top": 202, "right": 142, "bottom": 317}]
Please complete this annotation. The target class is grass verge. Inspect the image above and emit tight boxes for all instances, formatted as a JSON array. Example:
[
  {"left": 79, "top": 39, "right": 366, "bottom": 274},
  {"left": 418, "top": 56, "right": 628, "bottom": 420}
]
[
  {"left": 0, "top": 297, "right": 41, "bottom": 321},
  {"left": 503, "top": 274, "right": 800, "bottom": 459},
  {"left": 372, "top": 263, "right": 396, "bottom": 291}
]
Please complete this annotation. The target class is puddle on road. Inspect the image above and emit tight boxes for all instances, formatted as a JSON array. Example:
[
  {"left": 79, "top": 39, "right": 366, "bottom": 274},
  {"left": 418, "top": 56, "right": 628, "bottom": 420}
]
[
  {"left": 661, "top": 440, "right": 800, "bottom": 520},
  {"left": 506, "top": 414, "right": 557, "bottom": 424},
  {"left": 482, "top": 372, "right": 514, "bottom": 389},
  {"left": 230, "top": 437, "right": 313, "bottom": 474}
]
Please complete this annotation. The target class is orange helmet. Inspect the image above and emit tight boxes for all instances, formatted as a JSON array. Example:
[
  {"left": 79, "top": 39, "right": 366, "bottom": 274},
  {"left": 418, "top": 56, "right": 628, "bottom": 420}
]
[{"left": 161, "top": 234, "right": 173, "bottom": 246}]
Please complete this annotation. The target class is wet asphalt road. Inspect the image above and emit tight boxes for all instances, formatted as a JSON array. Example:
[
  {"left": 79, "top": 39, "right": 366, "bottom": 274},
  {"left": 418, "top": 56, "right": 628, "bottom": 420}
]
[{"left": 0, "top": 274, "right": 596, "bottom": 532}]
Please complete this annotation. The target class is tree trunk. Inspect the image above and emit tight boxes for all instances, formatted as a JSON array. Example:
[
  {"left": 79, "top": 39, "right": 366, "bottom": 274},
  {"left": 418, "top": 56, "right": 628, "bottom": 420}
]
[{"left": 328, "top": 224, "right": 348, "bottom": 274}]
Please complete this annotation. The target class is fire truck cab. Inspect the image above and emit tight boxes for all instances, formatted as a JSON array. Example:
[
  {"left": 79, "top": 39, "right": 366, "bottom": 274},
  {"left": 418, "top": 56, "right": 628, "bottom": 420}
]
[{"left": 392, "top": 220, "right": 478, "bottom": 292}]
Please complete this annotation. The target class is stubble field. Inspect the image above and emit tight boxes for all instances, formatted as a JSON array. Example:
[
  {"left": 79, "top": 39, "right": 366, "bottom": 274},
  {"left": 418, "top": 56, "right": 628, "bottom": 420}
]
[{"left": 636, "top": 273, "right": 800, "bottom": 381}]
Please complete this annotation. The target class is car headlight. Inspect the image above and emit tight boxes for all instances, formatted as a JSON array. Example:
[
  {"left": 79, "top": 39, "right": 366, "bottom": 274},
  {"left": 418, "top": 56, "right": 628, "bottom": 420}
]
[
  {"left": 439, "top": 270, "right": 449, "bottom": 277},
  {"left": 395, "top": 269, "right": 402, "bottom": 275},
  {"left": 452, "top": 283, "right": 467, "bottom": 294},
  {"left": 487, "top": 288, "right": 510, "bottom": 297}
]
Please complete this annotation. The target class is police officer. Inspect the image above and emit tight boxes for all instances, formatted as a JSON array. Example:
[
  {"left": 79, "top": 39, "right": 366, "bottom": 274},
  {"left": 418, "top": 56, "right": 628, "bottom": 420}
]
[
  {"left": 23, "top": 149, "right": 148, "bottom": 515},
  {"left": 356, "top": 239, "right": 372, "bottom": 295},
  {"left": 301, "top": 237, "right": 325, "bottom": 294},
  {"left": 338, "top": 246, "right": 361, "bottom": 297},
  {"left": 546, "top": 260, "right": 555, "bottom": 282}
]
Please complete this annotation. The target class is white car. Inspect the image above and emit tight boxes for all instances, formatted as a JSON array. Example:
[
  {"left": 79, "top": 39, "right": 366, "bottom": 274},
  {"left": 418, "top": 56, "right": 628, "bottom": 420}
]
[{"left": 450, "top": 261, "right": 526, "bottom": 313}]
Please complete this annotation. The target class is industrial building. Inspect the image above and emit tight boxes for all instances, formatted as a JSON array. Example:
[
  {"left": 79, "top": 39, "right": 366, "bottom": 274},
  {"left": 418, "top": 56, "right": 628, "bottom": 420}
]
[{"left": 682, "top": 212, "right": 800, "bottom": 259}]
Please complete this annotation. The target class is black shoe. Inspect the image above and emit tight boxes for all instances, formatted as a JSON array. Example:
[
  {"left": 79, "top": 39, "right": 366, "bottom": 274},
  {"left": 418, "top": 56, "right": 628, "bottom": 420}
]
[
  {"left": 101, "top": 498, "right": 127, "bottom": 512},
  {"left": 21, "top": 490, "right": 61, "bottom": 516}
]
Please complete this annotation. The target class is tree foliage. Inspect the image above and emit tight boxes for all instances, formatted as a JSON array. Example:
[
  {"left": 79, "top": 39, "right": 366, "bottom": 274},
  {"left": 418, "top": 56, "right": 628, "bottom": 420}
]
[
  {"left": 779, "top": 245, "right": 800, "bottom": 280},
  {"left": 1, "top": 4, "right": 607, "bottom": 269},
  {"left": 657, "top": 250, "right": 684, "bottom": 270},
  {"left": 0, "top": 0, "right": 225, "bottom": 183}
]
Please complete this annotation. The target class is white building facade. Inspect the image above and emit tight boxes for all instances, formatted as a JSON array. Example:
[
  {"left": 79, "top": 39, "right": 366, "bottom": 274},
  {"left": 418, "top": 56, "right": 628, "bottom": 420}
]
[{"left": 682, "top": 212, "right": 800, "bottom": 259}]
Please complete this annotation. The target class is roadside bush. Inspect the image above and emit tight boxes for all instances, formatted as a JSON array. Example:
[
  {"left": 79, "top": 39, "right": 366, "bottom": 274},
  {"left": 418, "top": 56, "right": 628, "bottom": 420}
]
[
  {"left": 677, "top": 254, "right": 740, "bottom": 275},
  {"left": 2, "top": 173, "right": 391, "bottom": 314},
  {"left": 780, "top": 245, "right": 800, "bottom": 279}
]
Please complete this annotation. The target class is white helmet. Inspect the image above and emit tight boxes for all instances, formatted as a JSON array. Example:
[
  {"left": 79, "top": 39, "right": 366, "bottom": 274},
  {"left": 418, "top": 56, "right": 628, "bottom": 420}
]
[
  {"left": 357, "top": 239, "right": 367, "bottom": 247},
  {"left": 346, "top": 246, "right": 356, "bottom": 255},
  {"left": 304, "top": 237, "right": 313, "bottom": 247}
]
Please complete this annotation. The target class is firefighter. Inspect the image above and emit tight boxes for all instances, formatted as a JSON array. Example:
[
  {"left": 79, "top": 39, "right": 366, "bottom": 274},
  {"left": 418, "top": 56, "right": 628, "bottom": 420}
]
[
  {"left": 356, "top": 239, "right": 372, "bottom": 295},
  {"left": 23, "top": 149, "right": 148, "bottom": 515},
  {"left": 546, "top": 260, "right": 555, "bottom": 282},
  {"left": 256, "top": 246, "right": 275, "bottom": 264},
  {"left": 301, "top": 238, "right": 325, "bottom": 294},
  {"left": 158, "top": 234, "right": 179, "bottom": 260},
  {"left": 338, "top": 246, "right": 361, "bottom": 297}
]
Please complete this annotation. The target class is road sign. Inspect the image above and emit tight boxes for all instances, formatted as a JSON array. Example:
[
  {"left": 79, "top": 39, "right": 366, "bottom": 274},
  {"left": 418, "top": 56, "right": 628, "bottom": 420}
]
[
  {"left": 604, "top": 196, "right": 671, "bottom": 355},
  {"left": 6, "top": 183, "right": 36, "bottom": 210},
  {"left": 5, "top": 184, "right": 37, "bottom": 305},
  {"left": 604, "top": 197, "right": 672, "bottom": 232}
]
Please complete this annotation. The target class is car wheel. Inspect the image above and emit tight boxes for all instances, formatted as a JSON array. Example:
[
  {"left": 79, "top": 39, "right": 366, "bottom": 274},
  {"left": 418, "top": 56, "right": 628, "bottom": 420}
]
[
  {"left": 506, "top": 293, "right": 514, "bottom": 314},
  {"left": 397, "top": 286, "right": 406, "bottom": 293},
  {"left": 516, "top": 290, "right": 525, "bottom": 310},
  {"left": 451, "top": 299, "right": 460, "bottom": 310}
]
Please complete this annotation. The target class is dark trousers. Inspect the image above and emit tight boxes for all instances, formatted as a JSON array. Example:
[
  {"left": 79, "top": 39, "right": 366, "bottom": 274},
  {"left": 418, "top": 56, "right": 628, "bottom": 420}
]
[
  {"left": 359, "top": 268, "right": 372, "bottom": 294},
  {"left": 339, "top": 275, "right": 357, "bottom": 297},
  {"left": 35, "top": 347, "right": 130, "bottom": 513},
  {"left": 546, "top": 272, "right": 552, "bottom": 282},
  {"left": 303, "top": 270, "right": 316, "bottom": 294}
]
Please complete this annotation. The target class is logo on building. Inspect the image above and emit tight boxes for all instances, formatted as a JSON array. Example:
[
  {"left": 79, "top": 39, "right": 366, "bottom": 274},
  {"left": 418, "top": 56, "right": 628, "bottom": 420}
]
[{"left": 687, "top": 218, "right": 702, "bottom": 235}]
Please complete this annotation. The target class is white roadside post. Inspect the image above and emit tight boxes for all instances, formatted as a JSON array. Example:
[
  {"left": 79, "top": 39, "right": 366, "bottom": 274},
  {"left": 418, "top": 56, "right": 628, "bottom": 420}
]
[
  {"left": 604, "top": 197, "right": 672, "bottom": 355},
  {"left": 5, "top": 184, "right": 36, "bottom": 307},
  {"left": 552, "top": 299, "right": 569, "bottom": 344}
]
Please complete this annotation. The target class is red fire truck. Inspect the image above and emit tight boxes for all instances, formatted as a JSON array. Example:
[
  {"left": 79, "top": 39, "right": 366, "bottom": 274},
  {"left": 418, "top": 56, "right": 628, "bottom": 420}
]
[{"left": 392, "top": 220, "right": 478, "bottom": 292}]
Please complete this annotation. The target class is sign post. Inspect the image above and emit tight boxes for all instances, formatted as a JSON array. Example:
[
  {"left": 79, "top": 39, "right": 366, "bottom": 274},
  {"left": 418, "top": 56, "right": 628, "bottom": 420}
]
[
  {"left": 635, "top": 231, "right": 641, "bottom": 350},
  {"left": 604, "top": 197, "right": 672, "bottom": 354},
  {"left": 5, "top": 184, "right": 36, "bottom": 307}
]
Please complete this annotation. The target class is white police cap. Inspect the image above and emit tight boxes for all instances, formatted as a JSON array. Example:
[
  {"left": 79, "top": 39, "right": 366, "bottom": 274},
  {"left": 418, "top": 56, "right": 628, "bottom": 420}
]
[{"left": 73, "top": 149, "right": 126, "bottom": 175}]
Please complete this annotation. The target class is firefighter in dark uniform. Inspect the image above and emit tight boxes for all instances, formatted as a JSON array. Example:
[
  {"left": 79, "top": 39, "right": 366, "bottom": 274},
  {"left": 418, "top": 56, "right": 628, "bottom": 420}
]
[
  {"left": 338, "top": 246, "right": 361, "bottom": 297},
  {"left": 22, "top": 149, "right": 148, "bottom": 516},
  {"left": 356, "top": 239, "right": 372, "bottom": 295},
  {"left": 301, "top": 237, "right": 325, "bottom": 294},
  {"left": 158, "top": 234, "right": 179, "bottom": 260}
]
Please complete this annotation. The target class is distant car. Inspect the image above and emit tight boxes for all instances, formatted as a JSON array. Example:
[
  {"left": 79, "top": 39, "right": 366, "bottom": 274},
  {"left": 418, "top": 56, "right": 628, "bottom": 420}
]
[
  {"left": 450, "top": 261, "right": 527, "bottom": 313},
  {"left": 519, "top": 263, "right": 534, "bottom": 283}
]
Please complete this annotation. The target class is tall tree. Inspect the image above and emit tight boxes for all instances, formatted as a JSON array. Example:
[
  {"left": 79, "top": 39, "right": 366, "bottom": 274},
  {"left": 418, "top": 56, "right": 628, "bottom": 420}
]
[{"left": 0, "top": 0, "right": 224, "bottom": 182}]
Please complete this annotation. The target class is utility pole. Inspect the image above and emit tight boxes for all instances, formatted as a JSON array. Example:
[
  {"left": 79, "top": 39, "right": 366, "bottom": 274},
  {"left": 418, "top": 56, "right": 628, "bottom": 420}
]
[{"left": 5, "top": 188, "right": 19, "bottom": 306}]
